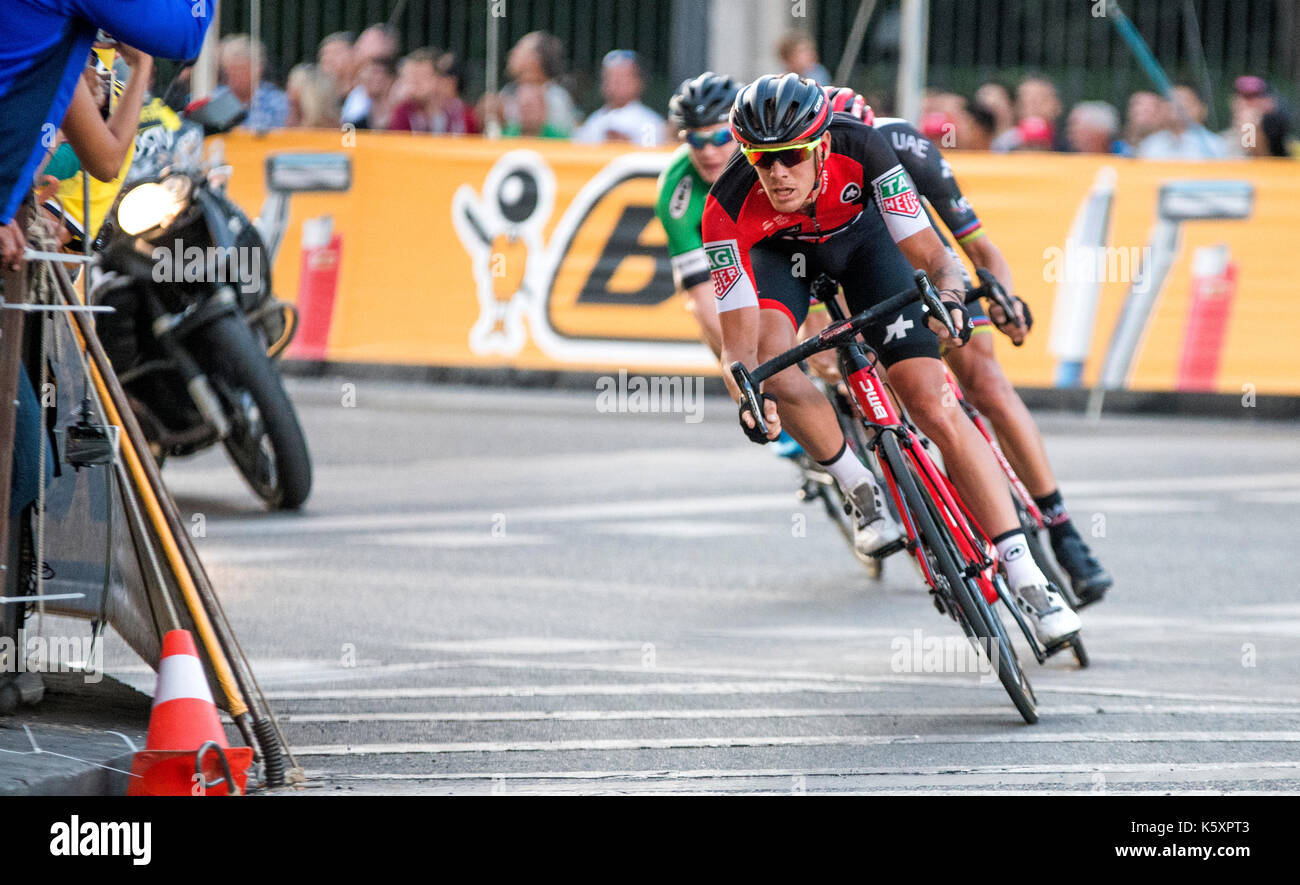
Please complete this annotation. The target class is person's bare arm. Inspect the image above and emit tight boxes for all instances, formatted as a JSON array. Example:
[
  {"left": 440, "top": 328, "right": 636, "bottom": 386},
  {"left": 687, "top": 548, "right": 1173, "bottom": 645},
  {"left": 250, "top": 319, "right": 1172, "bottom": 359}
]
[
  {"left": 719, "top": 304, "right": 760, "bottom": 401},
  {"left": 683, "top": 279, "right": 723, "bottom": 361},
  {"left": 896, "top": 227, "right": 968, "bottom": 343},
  {"left": 963, "top": 234, "right": 1028, "bottom": 344},
  {"left": 60, "top": 48, "right": 152, "bottom": 181},
  {"left": 720, "top": 304, "right": 781, "bottom": 439},
  {"left": 0, "top": 221, "right": 24, "bottom": 270}
]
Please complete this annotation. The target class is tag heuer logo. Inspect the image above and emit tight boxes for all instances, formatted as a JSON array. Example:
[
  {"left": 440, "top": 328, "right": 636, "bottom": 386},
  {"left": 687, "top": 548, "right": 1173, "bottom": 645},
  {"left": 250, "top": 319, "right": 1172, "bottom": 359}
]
[
  {"left": 883, "top": 190, "right": 921, "bottom": 216},
  {"left": 840, "top": 182, "right": 861, "bottom": 203},
  {"left": 706, "top": 241, "right": 742, "bottom": 299},
  {"left": 668, "top": 176, "right": 692, "bottom": 219},
  {"left": 876, "top": 169, "right": 921, "bottom": 217}
]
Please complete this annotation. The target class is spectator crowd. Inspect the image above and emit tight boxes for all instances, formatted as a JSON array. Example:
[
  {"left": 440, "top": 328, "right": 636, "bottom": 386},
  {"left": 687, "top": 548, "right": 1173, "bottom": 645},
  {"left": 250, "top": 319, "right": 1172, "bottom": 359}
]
[
  {"left": 918, "top": 72, "right": 1295, "bottom": 159},
  {"left": 211, "top": 24, "right": 1295, "bottom": 160}
]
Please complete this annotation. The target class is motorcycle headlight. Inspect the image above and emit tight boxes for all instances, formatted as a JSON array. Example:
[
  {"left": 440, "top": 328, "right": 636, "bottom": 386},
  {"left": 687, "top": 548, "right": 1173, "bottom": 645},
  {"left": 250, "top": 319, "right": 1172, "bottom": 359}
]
[{"left": 117, "top": 175, "right": 192, "bottom": 237}]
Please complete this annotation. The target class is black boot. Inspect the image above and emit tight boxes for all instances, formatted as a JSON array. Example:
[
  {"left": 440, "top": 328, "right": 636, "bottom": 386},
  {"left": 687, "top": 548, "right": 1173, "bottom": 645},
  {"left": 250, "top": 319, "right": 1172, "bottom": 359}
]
[{"left": 1052, "top": 533, "right": 1112, "bottom": 607}]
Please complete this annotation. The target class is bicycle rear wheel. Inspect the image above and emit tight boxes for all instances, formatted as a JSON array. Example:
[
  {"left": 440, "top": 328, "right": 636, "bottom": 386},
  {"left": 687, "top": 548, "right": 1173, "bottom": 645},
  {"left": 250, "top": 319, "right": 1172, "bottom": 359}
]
[{"left": 881, "top": 431, "right": 1038, "bottom": 724}]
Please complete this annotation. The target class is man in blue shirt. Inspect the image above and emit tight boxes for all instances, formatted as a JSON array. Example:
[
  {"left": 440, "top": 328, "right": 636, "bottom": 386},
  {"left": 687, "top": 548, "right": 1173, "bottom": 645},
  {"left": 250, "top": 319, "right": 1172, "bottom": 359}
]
[
  {"left": 0, "top": 0, "right": 213, "bottom": 266},
  {"left": 2, "top": 1, "right": 211, "bottom": 528}
]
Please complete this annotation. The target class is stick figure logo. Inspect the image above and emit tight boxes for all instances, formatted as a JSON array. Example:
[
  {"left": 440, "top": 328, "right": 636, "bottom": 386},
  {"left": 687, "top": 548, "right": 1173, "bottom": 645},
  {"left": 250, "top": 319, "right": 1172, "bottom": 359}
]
[
  {"left": 452, "top": 151, "right": 715, "bottom": 369},
  {"left": 451, "top": 151, "right": 555, "bottom": 355}
]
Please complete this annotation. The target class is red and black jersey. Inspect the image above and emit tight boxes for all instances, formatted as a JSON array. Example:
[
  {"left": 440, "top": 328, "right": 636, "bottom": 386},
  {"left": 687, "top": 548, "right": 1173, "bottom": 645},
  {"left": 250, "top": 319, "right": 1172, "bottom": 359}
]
[{"left": 701, "top": 115, "right": 931, "bottom": 315}]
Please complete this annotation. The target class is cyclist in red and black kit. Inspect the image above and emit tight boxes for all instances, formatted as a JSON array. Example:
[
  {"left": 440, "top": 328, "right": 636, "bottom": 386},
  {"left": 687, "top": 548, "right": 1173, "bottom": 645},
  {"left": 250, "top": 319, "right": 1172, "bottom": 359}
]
[
  {"left": 705, "top": 74, "right": 1081, "bottom": 644},
  {"left": 822, "top": 85, "right": 1112, "bottom": 606}
]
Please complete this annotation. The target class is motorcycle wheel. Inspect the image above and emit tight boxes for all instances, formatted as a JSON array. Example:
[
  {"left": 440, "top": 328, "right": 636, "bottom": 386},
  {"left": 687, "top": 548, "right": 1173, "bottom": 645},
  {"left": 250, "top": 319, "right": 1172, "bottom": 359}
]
[{"left": 191, "top": 314, "right": 312, "bottom": 510}]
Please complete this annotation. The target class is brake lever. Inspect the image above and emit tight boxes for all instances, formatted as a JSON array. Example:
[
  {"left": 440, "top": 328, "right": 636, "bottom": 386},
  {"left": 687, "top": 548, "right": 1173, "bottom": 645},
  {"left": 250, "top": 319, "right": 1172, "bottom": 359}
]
[
  {"left": 975, "top": 267, "right": 1011, "bottom": 314},
  {"left": 974, "top": 267, "right": 1027, "bottom": 346},
  {"left": 729, "top": 361, "right": 769, "bottom": 438},
  {"left": 913, "top": 270, "right": 958, "bottom": 340}
]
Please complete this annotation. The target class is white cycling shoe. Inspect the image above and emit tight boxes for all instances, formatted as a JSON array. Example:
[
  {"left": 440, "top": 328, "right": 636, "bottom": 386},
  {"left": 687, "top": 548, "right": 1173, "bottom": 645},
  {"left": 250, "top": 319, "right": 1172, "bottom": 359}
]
[
  {"left": 1013, "top": 583, "right": 1081, "bottom": 646},
  {"left": 847, "top": 479, "right": 904, "bottom": 558}
]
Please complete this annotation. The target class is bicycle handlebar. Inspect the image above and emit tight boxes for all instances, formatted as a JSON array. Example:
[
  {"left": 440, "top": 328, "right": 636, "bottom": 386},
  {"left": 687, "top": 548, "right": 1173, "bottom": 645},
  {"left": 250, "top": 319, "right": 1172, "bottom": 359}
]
[
  {"left": 968, "top": 267, "right": 1031, "bottom": 346},
  {"left": 730, "top": 270, "right": 953, "bottom": 440},
  {"left": 969, "top": 267, "right": 1015, "bottom": 319}
]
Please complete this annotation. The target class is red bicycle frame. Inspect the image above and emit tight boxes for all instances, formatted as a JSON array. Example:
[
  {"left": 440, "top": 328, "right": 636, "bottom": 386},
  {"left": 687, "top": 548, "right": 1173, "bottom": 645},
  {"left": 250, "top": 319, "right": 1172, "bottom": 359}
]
[
  {"left": 940, "top": 364, "right": 1047, "bottom": 529},
  {"left": 843, "top": 356, "right": 1001, "bottom": 604}
]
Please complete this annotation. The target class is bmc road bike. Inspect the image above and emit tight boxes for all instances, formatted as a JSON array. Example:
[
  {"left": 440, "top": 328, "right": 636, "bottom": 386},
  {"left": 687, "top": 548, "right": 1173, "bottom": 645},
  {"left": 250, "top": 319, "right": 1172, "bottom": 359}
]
[{"left": 732, "top": 271, "right": 1047, "bottom": 723}]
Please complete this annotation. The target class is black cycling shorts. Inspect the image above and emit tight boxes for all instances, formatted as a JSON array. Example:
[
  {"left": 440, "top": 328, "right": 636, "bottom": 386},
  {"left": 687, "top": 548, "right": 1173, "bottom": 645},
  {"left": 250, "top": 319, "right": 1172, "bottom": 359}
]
[{"left": 750, "top": 214, "right": 940, "bottom": 367}]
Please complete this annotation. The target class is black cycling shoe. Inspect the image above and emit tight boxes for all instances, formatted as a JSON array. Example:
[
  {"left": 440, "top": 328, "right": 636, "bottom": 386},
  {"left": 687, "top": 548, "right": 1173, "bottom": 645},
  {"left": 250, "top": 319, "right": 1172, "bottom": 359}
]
[{"left": 1052, "top": 533, "right": 1112, "bottom": 608}]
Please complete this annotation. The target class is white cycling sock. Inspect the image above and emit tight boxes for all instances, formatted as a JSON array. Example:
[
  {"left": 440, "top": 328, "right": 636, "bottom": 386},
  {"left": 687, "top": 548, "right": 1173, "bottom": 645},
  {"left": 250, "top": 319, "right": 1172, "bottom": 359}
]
[
  {"left": 994, "top": 530, "right": 1049, "bottom": 591},
  {"left": 819, "top": 442, "right": 876, "bottom": 498}
]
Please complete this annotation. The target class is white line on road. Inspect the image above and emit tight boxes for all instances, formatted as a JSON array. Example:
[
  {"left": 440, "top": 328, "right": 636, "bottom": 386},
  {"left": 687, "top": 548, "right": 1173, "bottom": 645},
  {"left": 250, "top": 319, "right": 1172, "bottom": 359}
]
[
  {"left": 310, "top": 760, "right": 1300, "bottom": 782},
  {"left": 279, "top": 702, "right": 1300, "bottom": 724},
  {"left": 205, "top": 493, "right": 793, "bottom": 537},
  {"left": 415, "top": 638, "right": 649, "bottom": 655},
  {"left": 1061, "top": 471, "right": 1300, "bottom": 496},
  {"left": 342, "top": 656, "right": 1300, "bottom": 707},
  {"left": 206, "top": 469, "right": 1300, "bottom": 537},
  {"left": 263, "top": 680, "right": 897, "bottom": 701},
  {"left": 195, "top": 548, "right": 320, "bottom": 565},
  {"left": 590, "top": 520, "right": 756, "bottom": 537},
  {"left": 291, "top": 731, "right": 1300, "bottom": 756},
  {"left": 366, "top": 531, "right": 550, "bottom": 548},
  {"left": 1061, "top": 497, "right": 1209, "bottom": 513},
  {"left": 1236, "top": 489, "right": 1300, "bottom": 504}
]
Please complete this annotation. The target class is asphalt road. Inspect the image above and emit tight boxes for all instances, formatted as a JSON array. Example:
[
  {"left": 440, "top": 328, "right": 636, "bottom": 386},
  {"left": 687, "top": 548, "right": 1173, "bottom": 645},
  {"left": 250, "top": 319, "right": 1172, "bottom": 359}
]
[{"left": 99, "top": 375, "right": 1300, "bottom": 794}]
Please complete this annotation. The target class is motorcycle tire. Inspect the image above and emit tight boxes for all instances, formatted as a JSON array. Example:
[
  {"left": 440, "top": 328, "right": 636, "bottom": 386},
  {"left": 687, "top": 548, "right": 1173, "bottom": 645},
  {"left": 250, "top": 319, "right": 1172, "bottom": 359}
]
[{"left": 191, "top": 314, "right": 312, "bottom": 510}]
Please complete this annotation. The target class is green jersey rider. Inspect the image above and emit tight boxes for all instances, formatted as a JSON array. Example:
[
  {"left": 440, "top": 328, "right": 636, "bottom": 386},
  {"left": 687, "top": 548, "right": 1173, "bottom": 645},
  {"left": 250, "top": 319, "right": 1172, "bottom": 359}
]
[{"left": 654, "top": 71, "right": 802, "bottom": 457}]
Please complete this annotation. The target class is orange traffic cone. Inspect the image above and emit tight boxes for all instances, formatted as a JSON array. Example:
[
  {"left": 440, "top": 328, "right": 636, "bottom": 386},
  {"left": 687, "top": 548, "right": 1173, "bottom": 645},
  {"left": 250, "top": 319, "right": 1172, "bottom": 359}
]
[{"left": 127, "top": 630, "right": 254, "bottom": 796}]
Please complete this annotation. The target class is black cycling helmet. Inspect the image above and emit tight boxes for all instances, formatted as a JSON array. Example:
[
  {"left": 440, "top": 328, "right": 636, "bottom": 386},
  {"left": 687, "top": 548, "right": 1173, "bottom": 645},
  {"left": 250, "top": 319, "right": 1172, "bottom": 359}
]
[
  {"left": 730, "top": 73, "right": 831, "bottom": 146},
  {"left": 668, "top": 72, "right": 740, "bottom": 130}
]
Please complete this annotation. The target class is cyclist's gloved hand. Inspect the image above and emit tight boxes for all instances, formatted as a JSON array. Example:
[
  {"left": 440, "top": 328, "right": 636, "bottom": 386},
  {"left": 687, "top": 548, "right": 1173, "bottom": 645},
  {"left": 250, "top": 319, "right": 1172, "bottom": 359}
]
[
  {"left": 930, "top": 297, "right": 974, "bottom": 346},
  {"left": 988, "top": 294, "right": 1032, "bottom": 346},
  {"left": 739, "top": 392, "right": 779, "bottom": 444}
]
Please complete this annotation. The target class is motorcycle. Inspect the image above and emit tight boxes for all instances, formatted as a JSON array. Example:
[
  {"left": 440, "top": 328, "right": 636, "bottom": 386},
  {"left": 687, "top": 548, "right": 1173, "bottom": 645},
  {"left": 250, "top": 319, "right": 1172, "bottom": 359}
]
[{"left": 91, "top": 90, "right": 321, "bottom": 509}]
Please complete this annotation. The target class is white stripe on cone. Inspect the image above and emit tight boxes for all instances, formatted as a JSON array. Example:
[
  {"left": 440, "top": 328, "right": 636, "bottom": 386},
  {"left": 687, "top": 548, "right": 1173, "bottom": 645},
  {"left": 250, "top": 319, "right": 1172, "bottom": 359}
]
[{"left": 152, "top": 653, "right": 215, "bottom": 707}]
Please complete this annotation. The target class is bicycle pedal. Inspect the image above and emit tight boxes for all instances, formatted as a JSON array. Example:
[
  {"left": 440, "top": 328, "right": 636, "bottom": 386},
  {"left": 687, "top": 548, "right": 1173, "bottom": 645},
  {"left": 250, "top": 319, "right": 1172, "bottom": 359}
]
[
  {"left": 1041, "top": 633, "right": 1080, "bottom": 657},
  {"left": 872, "top": 537, "right": 907, "bottom": 560},
  {"left": 930, "top": 591, "right": 948, "bottom": 618}
]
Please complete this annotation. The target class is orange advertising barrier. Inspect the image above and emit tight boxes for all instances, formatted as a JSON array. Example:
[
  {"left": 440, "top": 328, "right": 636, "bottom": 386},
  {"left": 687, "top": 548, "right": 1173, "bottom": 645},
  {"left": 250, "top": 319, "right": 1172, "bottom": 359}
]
[{"left": 221, "top": 131, "right": 1300, "bottom": 394}]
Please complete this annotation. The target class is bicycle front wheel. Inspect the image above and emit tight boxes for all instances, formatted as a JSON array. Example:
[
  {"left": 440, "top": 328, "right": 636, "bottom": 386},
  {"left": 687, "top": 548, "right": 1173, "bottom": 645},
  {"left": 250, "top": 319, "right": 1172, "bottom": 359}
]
[{"left": 881, "top": 431, "right": 1038, "bottom": 724}]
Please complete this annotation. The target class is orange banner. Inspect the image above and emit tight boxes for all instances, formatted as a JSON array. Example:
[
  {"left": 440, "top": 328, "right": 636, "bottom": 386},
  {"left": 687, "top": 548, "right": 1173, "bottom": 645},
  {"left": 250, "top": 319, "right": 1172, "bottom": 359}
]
[{"left": 222, "top": 131, "right": 1300, "bottom": 394}]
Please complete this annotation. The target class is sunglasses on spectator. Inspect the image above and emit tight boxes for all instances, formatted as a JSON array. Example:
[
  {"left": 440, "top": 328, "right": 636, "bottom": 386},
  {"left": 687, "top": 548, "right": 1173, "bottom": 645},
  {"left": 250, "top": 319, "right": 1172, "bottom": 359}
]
[
  {"left": 686, "top": 129, "right": 734, "bottom": 149},
  {"left": 740, "top": 137, "right": 820, "bottom": 169}
]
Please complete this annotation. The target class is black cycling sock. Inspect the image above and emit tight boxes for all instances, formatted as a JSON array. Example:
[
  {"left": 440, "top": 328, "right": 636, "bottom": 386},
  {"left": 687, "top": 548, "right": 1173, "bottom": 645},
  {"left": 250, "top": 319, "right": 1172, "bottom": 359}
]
[
  {"left": 1033, "top": 489, "right": 1079, "bottom": 545},
  {"left": 990, "top": 528, "right": 1022, "bottom": 547}
]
